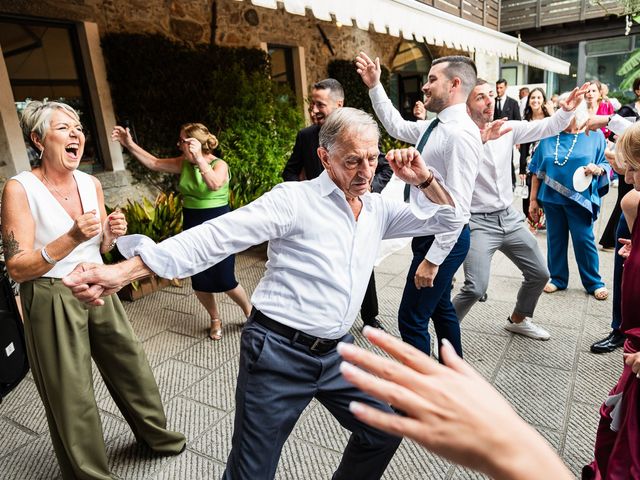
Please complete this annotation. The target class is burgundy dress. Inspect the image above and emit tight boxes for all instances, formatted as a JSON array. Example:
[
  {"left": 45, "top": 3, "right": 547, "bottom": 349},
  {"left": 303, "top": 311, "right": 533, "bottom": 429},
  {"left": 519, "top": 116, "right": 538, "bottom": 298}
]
[{"left": 583, "top": 202, "right": 640, "bottom": 479}]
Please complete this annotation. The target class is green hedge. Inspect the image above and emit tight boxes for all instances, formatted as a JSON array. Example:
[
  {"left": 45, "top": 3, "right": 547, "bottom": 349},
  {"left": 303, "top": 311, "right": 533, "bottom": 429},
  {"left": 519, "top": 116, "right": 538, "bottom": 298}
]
[{"left": 101, "top": 33, "right": 302, "bottom": 208}]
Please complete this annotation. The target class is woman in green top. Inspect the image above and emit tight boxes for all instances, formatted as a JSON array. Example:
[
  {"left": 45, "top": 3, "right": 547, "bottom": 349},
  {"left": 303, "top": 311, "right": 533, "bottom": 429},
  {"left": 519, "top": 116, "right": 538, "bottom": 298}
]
[{"left": 111, "top": 122, "right": 252, "bottom": 339}]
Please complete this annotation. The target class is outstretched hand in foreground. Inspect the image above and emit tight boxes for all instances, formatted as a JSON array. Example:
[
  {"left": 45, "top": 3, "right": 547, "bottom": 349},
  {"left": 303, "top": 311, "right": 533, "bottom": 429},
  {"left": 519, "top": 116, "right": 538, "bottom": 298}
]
[{"left": 337, "top": 328, "right": 573, "bottom": 480}]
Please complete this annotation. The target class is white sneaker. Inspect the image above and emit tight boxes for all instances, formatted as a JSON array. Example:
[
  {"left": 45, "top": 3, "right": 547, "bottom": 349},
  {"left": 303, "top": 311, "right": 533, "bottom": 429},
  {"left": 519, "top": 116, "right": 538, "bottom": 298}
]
[{"left": 504, "top": 317, "right": 550, "bottom": 340}]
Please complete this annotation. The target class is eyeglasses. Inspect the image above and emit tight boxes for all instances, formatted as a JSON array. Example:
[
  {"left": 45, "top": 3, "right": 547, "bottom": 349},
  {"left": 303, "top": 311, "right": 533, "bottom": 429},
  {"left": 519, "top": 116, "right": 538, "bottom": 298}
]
[{"left": 177, "top": 138, "right": 188, "bottom": 147}]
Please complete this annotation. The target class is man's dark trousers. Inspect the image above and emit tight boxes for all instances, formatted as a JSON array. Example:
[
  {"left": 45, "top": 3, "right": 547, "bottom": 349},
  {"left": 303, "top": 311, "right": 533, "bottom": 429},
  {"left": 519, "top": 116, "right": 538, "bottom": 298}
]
[
  {"left": 223, "top": 317, "right": 401, "bottom": 480},
  {"left": 398, "top": 226, "right": 470, "bottom": 357}
]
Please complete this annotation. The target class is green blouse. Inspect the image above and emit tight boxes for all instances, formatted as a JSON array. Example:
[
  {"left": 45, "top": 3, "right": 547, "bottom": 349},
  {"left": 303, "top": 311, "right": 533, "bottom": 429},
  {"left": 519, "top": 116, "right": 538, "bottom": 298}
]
[{"left": 178, "top": 159, "right": 229, "bottom": 209}]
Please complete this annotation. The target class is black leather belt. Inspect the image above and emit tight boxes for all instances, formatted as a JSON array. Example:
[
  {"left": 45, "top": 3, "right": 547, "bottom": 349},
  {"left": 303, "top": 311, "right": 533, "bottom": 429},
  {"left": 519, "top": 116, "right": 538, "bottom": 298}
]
[{"left": 252, "top": 309, "right": 341, "bottom": 355}]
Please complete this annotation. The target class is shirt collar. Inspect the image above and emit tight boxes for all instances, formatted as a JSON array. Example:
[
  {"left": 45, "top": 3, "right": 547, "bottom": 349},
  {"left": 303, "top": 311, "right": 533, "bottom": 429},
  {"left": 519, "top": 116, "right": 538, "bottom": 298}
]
[
  {"left": 437, "top": 102, "right": 469, "bottom": 124},
  {"left": 318, "top": 170, "right": 340, "bottom": 197},
  {"left": 317, "top": 170, "right": 371, "bottom": 202}
]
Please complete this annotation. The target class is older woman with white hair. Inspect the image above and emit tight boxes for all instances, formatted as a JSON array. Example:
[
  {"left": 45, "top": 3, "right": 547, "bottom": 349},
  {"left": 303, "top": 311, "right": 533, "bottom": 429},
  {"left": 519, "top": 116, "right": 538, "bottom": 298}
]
[
  {"left": 528, "top": 92, "right": 611, "bottom": 300},
  {"left": 0, "top": 100, "right": 185, "bottom": 479}
]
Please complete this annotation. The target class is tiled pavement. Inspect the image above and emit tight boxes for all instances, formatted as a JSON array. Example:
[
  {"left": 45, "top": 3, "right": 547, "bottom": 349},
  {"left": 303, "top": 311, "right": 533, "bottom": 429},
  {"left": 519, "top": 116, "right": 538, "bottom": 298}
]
[{"left": 0, "top": 192, "right": 625, "bottom": 479}]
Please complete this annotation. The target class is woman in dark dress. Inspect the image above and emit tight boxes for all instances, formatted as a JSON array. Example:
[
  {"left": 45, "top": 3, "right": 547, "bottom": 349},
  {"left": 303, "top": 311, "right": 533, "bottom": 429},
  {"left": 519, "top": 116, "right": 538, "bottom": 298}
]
[{"left": 583, "top": 121, "right": 640, "bottom": 478}]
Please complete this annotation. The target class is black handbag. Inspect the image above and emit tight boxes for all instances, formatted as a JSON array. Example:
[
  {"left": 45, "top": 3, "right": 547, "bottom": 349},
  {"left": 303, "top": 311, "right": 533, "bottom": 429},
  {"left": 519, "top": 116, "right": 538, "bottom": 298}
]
[{"left": 0, "top": 268, "right": 29, "bottom": 404}]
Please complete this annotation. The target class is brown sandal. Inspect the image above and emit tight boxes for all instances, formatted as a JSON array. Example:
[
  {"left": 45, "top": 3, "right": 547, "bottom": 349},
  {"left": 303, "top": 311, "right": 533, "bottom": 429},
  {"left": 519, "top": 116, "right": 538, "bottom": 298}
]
[{"left": 209, "top": 318, "right": 223, "bottom": 340}]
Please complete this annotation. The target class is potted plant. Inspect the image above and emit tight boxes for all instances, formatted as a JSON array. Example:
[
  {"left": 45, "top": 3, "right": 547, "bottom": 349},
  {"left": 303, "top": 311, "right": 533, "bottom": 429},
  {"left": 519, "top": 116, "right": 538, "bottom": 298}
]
[{"left": 105, "top": 192, "right": 183, "bottom": 301}]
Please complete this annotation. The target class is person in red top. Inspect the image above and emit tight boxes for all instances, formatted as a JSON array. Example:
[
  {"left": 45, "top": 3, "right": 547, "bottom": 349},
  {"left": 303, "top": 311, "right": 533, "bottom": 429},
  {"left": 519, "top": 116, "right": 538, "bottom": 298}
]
[{"left": 584, "top": 121, "right": 640, "bottom": 479}]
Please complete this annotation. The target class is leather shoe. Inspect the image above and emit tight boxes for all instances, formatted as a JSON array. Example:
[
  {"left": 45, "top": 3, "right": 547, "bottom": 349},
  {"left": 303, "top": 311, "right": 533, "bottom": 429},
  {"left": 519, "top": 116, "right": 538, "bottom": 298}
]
[
  {"left": 362, "top": 318, "right": 385, "bottom": 331},
  {"left": 479, "top": 293, "right": 488, "bottom": 302},
  {"left": 590, "top": 330, "right": 625, "bottom": 354}
]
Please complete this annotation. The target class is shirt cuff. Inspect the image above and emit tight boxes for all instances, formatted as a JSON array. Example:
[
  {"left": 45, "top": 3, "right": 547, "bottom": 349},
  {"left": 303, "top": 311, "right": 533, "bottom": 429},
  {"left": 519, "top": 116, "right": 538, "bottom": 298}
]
[
  {"left": 608, "top": 115, "right": 632, "bottom": 136},
  {"left": 425, "top": 244, "right": 448, "bottom": 266}
]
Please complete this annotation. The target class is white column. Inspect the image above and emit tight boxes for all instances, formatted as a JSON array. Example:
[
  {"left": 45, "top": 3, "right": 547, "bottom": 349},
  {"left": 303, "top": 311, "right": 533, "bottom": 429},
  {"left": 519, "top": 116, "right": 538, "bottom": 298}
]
[
  {"left": 0, "top": 44, "right": 30, "bottom": 180},
  {"left": 77, "top": 22, "right": 125, "bottom": 172}
]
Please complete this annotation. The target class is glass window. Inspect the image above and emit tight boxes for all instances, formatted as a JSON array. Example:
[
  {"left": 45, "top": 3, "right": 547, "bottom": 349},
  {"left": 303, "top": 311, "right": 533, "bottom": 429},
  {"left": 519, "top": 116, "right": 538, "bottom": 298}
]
[
  {"left": 544, "top": 44, "right": 579, "bottom": 95},
  {"left": 585, "top": 35, "right": 637, "bottom": 95},
  {"left": 391, "top": 41, "right": 431, "bottom": 120},
  {"left": 585, "top": 36, "right": 633, "bottom": 56},
  {"left": 0, "top": 17, "right": 102, "bottom": 172},
  {"left": 267, "top": 44, "right": 297, "bottom": 101}
]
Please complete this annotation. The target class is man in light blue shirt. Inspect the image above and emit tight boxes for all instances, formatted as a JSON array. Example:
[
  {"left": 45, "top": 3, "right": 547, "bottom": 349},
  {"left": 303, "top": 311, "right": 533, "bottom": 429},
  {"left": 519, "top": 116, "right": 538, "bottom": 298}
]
[{"left": 63, "top": 108, "right": 464, "bottom": 480}]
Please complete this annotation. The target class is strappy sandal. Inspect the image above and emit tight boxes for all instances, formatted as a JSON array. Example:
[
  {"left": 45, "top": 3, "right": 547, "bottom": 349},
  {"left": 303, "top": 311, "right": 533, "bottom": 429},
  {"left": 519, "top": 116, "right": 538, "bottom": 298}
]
[
  {"left": 593, "top": 287, "right": 609, "bottom": 301},
  {"left": 543, "top": 283, "right": 559, "bottom": 293},
  {"left": 209, "top": 318, "right": 223, "bottom": 340}
]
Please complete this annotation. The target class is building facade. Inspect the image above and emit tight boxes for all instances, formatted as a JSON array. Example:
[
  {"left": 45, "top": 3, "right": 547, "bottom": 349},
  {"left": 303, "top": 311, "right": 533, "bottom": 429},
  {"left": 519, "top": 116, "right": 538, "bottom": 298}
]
[
  {"left": 0, "top": 0, "right": 566, "bottom": 202},
  {"left": 500, "top": 0, "right": 640, "bottom": 98}
]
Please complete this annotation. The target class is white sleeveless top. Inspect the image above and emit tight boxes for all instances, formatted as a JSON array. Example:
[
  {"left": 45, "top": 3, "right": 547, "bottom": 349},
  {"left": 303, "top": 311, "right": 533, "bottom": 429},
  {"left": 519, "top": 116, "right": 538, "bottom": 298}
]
[{"left": 13, "top": 170, "right": 104, "bottom": 278}]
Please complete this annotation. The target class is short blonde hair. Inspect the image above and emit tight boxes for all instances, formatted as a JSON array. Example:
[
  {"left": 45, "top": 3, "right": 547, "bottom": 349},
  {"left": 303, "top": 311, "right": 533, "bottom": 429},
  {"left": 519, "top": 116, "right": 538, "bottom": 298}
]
[
  {"left": 616, "top": 122, "right": 640, "bottom": 171},
  {"left": 20, "top": 100, "right": 80, "bottom": 144},
  {"left": 181, "top": 123, "right": 219, "bottom": 154}
]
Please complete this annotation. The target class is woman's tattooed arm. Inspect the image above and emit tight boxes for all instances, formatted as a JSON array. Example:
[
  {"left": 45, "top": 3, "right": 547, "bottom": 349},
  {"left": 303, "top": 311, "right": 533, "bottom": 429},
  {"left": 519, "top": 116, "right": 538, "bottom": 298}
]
[{"left": 3, "top": 230, "right": 23, "bottom": 260}]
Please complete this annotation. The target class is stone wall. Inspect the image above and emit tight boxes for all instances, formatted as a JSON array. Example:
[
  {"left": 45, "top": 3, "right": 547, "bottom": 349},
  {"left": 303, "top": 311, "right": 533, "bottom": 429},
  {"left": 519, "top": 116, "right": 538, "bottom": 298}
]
[{"left": 0, "top": 0, "right": 474, "bottom": 95}]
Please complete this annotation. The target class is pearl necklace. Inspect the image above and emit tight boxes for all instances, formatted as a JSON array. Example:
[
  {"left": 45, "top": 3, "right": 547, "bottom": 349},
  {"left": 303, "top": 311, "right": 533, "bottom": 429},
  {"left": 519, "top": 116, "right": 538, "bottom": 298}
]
[
  {"left": 42, "top": 174, "right": 71, "bottom": 201},
  {"left": 553, "top": 133, "right": 579, "bottom": 167}
]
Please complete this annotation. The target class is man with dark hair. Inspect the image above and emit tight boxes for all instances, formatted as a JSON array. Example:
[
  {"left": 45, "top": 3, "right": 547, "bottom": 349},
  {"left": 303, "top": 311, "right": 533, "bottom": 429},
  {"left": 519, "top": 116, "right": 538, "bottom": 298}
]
[
  {"left": 356, "top": 51, "right": 481, "bottom": 357},
  {"left": 282, "top": 78, "right": 392, "bottom": 330},
  {"left": 454, "top": 79, "right": 588, "bottom": 339},
  {"left": 282, "top": 79, "right": 345, "bottom": 181},
  {"left": 63, "top": 107, "right": 464, "bottom": 480}
]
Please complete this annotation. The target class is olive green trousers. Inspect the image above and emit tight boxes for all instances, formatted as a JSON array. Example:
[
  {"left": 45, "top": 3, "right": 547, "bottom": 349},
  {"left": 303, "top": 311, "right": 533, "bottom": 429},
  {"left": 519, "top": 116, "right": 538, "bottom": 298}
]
[{"left": 20, "top": 278, "right": 185, "bottom": 479}]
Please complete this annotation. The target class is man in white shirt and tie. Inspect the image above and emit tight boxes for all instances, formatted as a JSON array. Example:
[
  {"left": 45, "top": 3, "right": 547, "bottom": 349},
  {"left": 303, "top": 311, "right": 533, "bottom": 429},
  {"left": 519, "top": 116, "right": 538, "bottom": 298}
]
[
  {"left": 453, "top": 80, "right": 589, "bottom": 339},
  {"left": 62, "top": 107, "right": 464, "bottom": 480},
  {"left": 355, "top": 52, "right": 481, "bottom": 358}
]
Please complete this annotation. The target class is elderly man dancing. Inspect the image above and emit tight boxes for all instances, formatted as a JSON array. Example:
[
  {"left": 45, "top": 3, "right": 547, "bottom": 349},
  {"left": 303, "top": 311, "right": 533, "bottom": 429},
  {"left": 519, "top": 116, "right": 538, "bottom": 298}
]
[{"left": 64, "top": 108, "right": 464, "bottom": 480}]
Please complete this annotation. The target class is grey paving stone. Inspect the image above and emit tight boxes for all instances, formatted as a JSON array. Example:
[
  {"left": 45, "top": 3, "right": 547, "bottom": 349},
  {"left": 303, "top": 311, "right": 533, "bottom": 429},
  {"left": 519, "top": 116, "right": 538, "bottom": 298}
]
[
  {"left": 180, "top": 359, "right": 239, "bottom": 411},
  {"left": 2, "top": 397, "right": 49, "bottom": 435},
  {"left": 505, "top": 324, "right": 578, "bottom": 371},
  {"left": 377, "top": 286, "right": 405, "bottom": 318},
  {"left": 190, "top": 413, "right": 235, "bottom": 462},
  {"left": 459, "top": 300, "right": 514, "bottom": 337},
  {"left": 384, "top": 439, "right": 450, "bottom": 479},
  {"left": 562, "top": 401, "right": 601, "bottom": 477},
  {"left": 152, "top": 450, "right": 225, "bottom": 479},
  {"left": 0, "top": 378, "right": 39, "bottom": 415},
  {"left": 175, "top": 335, "right": 242, "bottom": 370},
  {"left": 276, "top": 437, "right": 343, "bottom": 479},
  {"left": 460, "top": 329, "right": 509, "bottom": 379},
  {"left": 128, "top": 308, "right": 186, "bottom": 342},
  {"left": 0, "top": 417, "right": 38, "bottom": 459},
  {"left": 0, "top": 435, "right": 60, "bottom": 479},
  {"left": 106, "top": 431, "right": 178, "bottom": 479},
  {"left": 153, "top": 359, "right": 212, "bottom": 404},
  {"left": 164, "top": 396, "right": 225, "bottom": 442},
  {"left": 291, "top": 403, "right": 350, "bottom": 452},
  {"left": 494, "top": 360, "right": 572, "bottom": 430},
  {"left": 572, "top": 351, "right": 621, "bottom": 405},
  {"left": 141, "top": 331, "right": 200, "bottom": 367}
]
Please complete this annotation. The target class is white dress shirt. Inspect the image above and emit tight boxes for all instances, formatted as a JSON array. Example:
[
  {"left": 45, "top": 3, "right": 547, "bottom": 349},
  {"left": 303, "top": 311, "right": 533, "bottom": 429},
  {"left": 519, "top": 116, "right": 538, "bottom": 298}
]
[
  {"left": 471, "top": 108, "right": 574, "bottom": 213},
  {"left": 118, "top": 171, "right": 463, "bottom": 339},
  {"left": 369, "top": 84, "right": 482, "bottom": 265}
]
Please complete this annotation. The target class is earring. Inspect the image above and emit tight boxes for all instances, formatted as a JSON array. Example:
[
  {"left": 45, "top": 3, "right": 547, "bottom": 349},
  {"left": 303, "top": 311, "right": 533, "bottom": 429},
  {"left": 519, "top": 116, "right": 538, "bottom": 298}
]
[{"left": 38, "top": 148, "right": 44, "bottom": 160}]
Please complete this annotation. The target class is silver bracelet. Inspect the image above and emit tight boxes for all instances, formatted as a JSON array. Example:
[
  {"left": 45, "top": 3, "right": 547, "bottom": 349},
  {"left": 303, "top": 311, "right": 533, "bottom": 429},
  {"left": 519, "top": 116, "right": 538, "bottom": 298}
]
[{"left": 41, "top": 246, "right": 57, "bottom": 266}]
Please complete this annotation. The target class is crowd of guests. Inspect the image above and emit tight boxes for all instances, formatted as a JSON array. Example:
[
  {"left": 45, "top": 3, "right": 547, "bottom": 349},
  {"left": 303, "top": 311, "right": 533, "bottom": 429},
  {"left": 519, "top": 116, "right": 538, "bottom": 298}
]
[{"left": 1, "top": 52, "right": 639, "bottom": 479}]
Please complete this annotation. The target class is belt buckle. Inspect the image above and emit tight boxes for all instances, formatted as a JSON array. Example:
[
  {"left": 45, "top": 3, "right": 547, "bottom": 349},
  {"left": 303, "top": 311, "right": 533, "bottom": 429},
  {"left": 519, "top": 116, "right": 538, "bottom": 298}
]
[{"left": 310, "top": 338, "right": 332, "bottom": 354}]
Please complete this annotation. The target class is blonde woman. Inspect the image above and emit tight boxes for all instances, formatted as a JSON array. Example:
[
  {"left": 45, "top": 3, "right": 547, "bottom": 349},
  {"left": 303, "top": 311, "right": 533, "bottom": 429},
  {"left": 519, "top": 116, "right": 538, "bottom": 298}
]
[
  {"left": 112, "top": 123, "right": 251, "bottom": 339},
  {"left": 1, "top": 100, "right": 185, "bottom": 479}
]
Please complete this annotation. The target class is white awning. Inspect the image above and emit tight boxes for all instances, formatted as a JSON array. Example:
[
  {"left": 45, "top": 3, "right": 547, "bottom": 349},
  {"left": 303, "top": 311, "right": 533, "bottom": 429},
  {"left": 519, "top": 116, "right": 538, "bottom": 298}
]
[
  {"left": 517, "top": 42, "right": 570, "bottom": 75},
  {"left": 235, "top": 0, "right": 570, "bottom": 75}
]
